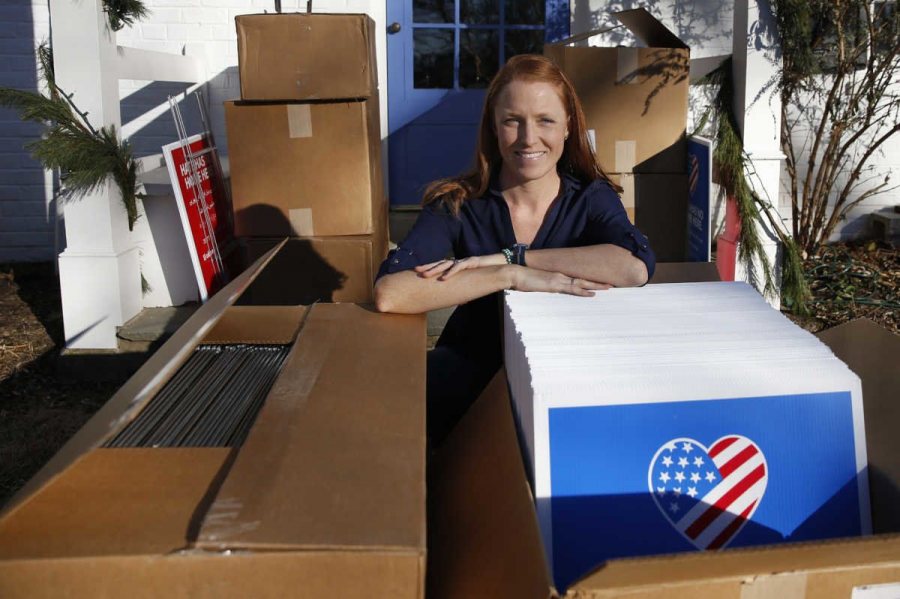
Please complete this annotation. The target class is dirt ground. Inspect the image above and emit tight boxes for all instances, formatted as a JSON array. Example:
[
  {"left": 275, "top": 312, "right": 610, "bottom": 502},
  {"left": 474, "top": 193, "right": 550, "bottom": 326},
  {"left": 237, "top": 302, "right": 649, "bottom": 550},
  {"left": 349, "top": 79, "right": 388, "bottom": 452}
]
[{"left": 0, "top": 241, "right": 897, "bottom": 508}]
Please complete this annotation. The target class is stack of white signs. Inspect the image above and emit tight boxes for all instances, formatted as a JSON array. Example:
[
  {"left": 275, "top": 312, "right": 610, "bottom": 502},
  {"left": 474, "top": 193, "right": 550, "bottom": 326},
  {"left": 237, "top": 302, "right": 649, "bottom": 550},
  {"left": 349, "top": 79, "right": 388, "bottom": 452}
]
[{"left": 503, "top": 281, "right": 870, "bottom": 591}]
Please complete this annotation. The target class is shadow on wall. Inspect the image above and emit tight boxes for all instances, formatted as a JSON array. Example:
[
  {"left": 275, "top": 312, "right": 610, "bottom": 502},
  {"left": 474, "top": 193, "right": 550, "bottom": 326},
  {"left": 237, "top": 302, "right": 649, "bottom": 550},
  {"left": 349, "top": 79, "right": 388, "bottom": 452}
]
[
  {"left": 571, "top": 0, "right": 733, "bottom": 56},
  {"left": 0, "top": 2, "right": 56, "bottom": 262}
]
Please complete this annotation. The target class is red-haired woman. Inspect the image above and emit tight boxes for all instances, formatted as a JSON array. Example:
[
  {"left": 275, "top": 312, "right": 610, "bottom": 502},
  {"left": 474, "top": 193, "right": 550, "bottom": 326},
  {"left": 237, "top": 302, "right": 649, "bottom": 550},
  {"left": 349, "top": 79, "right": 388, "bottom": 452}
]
[{"left": 375, "top": 54, "right": 655, "bottom": 444}]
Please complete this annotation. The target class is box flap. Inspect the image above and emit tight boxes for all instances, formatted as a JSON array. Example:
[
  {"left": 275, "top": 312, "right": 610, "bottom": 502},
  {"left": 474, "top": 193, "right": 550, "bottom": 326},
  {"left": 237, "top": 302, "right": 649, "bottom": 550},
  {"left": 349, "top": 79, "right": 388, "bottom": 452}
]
[
  {"left": 0, "top": 239, "right": 287, "bottom": 519},
  {"left": 202, "top": 305, "right": 308, "bottom": 344},
  {"left": 429, "top": 371, "right": 552, "bottom": 599},
  {"left": 572, "top": 534, "right": 900, "bottom": 595},
  {"left": 0, "top": 550, "right": 424, "bottom": 599},
  {"left": 650, "top": 262, "right": 720, "bottom": 284},
  {"left": 817, "top": 319, "right": 900, "bottom": 533},
  {"left": 0, "top": 448, "right": 233, "bottom": 559},
  {"left": 197, "top": 304, "right": 426, "bottom": 552},
  {"left": 614, "top": 8, "right": 687, "bottom": 49}
]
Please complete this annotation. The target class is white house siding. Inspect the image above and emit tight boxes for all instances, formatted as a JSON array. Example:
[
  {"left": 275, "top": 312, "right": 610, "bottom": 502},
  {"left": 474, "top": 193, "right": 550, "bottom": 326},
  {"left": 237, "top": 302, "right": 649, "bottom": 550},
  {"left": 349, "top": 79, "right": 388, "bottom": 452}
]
[{"left": 0, "top": 1, "right": 54, "bottom": 262}]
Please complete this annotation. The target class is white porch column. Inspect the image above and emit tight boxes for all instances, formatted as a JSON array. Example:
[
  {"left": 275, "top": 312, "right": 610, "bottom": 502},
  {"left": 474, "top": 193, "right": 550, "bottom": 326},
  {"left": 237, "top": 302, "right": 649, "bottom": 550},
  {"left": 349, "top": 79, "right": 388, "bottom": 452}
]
[
  {"left": 732, "top": 0, "right": 785, "bottom": 307},
  {"left": 50, "top": 0, "right": 141, "bottom": 349}
]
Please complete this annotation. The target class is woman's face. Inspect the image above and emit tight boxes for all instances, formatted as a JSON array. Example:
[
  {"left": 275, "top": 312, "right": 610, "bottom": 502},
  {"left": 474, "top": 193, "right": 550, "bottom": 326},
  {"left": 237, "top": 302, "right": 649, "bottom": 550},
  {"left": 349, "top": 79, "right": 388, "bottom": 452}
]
[{"left": 493, "top": 79, "right": 569, "bottom": 188}]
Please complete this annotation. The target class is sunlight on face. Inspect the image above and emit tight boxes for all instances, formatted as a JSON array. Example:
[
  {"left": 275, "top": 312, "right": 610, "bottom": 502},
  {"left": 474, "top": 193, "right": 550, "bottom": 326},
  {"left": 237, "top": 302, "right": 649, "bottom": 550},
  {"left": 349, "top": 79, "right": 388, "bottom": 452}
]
[{"left": 493, "top": 79, "right": 569, "bottom": 188}]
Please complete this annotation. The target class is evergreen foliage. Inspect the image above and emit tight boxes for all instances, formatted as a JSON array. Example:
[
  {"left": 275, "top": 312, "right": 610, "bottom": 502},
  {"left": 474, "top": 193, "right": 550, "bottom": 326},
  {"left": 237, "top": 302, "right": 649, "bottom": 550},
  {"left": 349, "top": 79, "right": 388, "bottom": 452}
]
[
  {"left": 103, "top": 0, "right": 150, "bottom": 31},
  {"left": 0, "top": 45, "right": 141, "bottom": 230},
  {"left": 700, "top": 59, "right": 812, "bottom": 314}
]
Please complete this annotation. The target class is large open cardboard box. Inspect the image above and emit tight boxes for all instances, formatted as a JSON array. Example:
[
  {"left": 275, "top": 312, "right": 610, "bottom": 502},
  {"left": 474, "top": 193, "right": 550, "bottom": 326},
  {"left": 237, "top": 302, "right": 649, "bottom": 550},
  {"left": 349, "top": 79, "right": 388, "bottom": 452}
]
[
  {"left": 0, "top": 242, "right": 427, "bottom": 598},
  {"left": 429, "top": 304, "right": 900, "bottom": 596},
  {"left": 236, "top": 13, "right": 377, "bottom": 101},
  {"left": 545, "top": 9, "right": 689, "bottom": 175}
]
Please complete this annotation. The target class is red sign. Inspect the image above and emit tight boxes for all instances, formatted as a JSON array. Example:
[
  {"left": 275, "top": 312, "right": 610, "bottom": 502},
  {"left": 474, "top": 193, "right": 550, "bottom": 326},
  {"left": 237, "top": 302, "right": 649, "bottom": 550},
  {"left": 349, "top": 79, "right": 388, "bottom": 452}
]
[{"left": 163, "top": 134, "right": 233, "bottom": 300}]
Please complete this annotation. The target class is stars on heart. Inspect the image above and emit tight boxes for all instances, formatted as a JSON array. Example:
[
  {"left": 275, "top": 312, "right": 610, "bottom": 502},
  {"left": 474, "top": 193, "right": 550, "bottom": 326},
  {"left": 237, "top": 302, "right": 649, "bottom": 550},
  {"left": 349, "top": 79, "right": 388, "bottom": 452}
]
[{"left": 705, "top": 471, "right": 717, "bottom": 483}]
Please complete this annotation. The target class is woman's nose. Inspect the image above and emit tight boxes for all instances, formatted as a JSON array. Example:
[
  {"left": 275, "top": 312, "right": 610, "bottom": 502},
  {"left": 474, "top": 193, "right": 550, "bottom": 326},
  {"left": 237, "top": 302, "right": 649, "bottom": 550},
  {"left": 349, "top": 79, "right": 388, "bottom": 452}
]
[{"left": 519, "top": 121, "right": 537, "bottom": 145}]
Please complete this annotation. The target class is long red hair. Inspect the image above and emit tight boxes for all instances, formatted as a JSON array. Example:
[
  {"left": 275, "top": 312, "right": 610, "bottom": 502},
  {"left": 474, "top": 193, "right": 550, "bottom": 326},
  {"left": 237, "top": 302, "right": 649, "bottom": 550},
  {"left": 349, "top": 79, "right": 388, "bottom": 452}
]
[{"left": 422, "top": 53, "right": 619, "bottom": 213}]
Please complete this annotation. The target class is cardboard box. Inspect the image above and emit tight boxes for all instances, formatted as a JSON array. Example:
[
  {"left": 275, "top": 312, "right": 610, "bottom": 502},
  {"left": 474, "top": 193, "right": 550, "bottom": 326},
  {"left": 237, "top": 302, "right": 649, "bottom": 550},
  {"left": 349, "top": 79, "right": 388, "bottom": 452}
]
[
  {"left": 545, "top": 9, "right": 689, "bottom": 174},
  {"left": 609, "top": 172, "right": 688, "bottom": 262},
  {"left": 226, "top": 96, "right": 385, "bottom": 238},
  {"left": 429, "top": 319, "right": 900, "bottom": 598},
  {"left": 229, "top": 235, "right": 387, "bottom": 305},
  {"left": 236, "top": 13, "right": 376, "bottom": 101},
  {"left": 0, "top": 244, "right": 426, "bottom": 598}
]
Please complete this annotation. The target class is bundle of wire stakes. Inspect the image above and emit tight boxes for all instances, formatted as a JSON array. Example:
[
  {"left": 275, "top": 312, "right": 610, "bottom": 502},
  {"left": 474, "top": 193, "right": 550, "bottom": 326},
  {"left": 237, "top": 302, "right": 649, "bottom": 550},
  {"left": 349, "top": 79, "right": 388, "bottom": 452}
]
[{"left": 106, "top": 344, "right": 290, "bottom": 448}]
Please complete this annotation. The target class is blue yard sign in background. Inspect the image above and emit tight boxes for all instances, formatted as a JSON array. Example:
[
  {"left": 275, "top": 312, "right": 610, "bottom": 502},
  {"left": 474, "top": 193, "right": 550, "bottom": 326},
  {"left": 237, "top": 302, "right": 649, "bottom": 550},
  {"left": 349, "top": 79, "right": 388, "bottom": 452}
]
[
  {"left": 687, "top": 136, "right": 712, "bottom": 261},
  {"left": 386, "top": 0, "right": 570, "bottom": 206}
]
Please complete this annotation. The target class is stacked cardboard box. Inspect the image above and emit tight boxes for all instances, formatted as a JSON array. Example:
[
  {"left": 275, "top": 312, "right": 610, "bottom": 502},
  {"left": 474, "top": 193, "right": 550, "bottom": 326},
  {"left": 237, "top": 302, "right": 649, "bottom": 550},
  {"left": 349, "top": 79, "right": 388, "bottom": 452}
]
[
  {"left": 546, "top": 9, "right": 690, "bottom": 261},
  {"left": 226, "top": 13, "right": 387, "bottom": 301},
  {"left": 0, "top": 243, "right": 427, "bottom": 598}
]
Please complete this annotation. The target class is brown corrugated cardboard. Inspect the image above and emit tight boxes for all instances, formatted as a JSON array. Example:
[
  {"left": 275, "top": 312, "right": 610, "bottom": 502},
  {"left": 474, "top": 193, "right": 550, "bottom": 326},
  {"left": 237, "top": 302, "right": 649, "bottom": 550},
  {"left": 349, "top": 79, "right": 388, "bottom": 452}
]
[
  {"left": 431, "top": 305, "right": 900, "bottom": 595},
  {"left": 0, "top": 241, "right": 427, "bottom": 598},
  {"left": 545, "top": 9, "right": 689, "bottom": 174},
  {"left": 226, "top": 95, "right": 385, "bottom": 238},
  {"left": 817, "top": 319, "right": 900, "bottom": 534},
  {"left": 650, "top": 262, "right": 719, "bottom": 284},
  {"left": 231, "top": 236, "right": 386, "bottom": 305},
  {"left": 610, "top": 172, "right": 688, "bottom": 262},
  {"left": 236, "top": 13, "right": 376, "bottom": 101},
  {"left": 198, "top": 304, "right": 426, "bottom": 552}
]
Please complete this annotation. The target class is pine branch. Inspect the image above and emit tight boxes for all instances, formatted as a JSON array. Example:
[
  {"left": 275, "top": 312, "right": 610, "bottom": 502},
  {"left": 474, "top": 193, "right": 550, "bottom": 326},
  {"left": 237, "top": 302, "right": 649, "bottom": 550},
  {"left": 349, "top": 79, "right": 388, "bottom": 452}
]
[
  {"left": 0, "top": 45, "right": 141, "bottom": 230},
  {"left": 102, "top": 0, "right": 150, "bottom": 31}
]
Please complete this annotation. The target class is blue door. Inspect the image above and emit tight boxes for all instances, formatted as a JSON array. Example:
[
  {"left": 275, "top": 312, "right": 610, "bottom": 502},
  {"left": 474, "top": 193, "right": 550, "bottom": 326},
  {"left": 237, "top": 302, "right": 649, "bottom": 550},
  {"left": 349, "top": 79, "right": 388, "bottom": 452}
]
[{"left": 387, "top": 0, "right": 570, "bottom": 207}]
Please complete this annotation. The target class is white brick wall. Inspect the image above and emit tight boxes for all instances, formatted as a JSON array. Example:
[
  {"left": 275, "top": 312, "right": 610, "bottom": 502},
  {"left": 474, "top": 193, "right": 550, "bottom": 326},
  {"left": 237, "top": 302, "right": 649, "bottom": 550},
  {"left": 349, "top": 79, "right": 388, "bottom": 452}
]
[{"left": 0, "top": 1, "right": 54, "bottom": 262}]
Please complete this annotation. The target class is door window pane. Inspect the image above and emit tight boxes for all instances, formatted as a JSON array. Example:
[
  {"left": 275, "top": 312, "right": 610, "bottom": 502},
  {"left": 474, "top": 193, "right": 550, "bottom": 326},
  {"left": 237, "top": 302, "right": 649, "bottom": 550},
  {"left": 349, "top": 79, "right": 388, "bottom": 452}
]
[
  {"left": 460, "top": 29, "right": 498, "bottom": 88},
  {"left": 461, "top": 0, "right": 498, "bottom": 24},
  {"left": 413, "top": 0, "right": 455, "bottom": 24},
  {"left": 414, "top": 29, "right": 454, "bottom": 88},
  {"left": 505, "top": 29, "right": 544, "bottom": 57},
  {"left": 505, "top": 0, "right": 545, "bottom": 25}
]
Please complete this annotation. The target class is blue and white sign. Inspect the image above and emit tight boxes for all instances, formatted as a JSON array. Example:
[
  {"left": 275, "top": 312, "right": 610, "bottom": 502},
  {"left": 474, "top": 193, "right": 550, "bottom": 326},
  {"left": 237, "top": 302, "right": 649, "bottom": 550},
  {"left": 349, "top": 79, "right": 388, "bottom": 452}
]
[
  {"left": 548, "top": 390, "right": 864, "bottom": 589},
  {"left": 502, "top": 283, "right": 870, "bottom": 592},
  {"left": 687, "top": 136, "right": 713, "bottom": 262}
]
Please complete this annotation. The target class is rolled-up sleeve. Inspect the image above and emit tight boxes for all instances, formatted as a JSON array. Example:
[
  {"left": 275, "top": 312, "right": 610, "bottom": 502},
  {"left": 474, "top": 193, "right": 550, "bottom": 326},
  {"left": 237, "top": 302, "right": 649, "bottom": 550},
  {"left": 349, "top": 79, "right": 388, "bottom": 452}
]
[
  {"left": 582, "top": 179, "right": 656, "bottom": 280},
  {"left": 376, "top": 201, "right": 458, "bottom": 281}
]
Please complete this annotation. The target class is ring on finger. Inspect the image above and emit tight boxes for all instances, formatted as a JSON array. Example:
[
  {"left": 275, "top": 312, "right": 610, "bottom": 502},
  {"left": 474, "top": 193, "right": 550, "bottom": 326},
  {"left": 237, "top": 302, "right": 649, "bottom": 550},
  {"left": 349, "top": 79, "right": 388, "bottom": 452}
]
[{"left": 570, "top": 277, "right": 577, "bottom": 286}]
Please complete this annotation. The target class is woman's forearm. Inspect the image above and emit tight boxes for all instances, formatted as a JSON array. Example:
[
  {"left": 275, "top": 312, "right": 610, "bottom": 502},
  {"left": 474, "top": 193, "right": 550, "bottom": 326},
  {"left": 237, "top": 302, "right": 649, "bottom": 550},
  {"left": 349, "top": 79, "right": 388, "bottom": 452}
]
[
  {"left": 524, "top": 244, "right": 648, "bottom": 287},
  {"left": 374, "top": 265, "right": 516, "bottom": 314}
]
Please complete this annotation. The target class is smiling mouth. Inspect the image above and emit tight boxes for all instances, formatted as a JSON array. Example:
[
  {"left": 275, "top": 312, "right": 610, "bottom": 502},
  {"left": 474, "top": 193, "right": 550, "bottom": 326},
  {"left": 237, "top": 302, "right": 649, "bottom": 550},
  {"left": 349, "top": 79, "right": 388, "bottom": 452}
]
[{"left": 515, "top": 151, "right": 546, "bottom": 160}]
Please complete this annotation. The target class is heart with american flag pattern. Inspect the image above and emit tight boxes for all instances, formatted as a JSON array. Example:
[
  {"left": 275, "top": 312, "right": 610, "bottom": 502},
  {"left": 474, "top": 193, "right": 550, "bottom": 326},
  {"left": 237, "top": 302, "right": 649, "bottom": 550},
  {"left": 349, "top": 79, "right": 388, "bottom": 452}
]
[{"left": 648, "top": 435, "right": 768, "bottom": 550}]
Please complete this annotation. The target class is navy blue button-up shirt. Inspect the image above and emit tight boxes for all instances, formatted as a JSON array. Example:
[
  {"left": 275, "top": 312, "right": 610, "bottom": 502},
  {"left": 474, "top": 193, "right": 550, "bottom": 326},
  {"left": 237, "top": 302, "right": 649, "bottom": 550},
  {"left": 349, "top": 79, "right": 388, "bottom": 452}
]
[{"left": 377, "top": 173, "right": 656, "bottom": 372}]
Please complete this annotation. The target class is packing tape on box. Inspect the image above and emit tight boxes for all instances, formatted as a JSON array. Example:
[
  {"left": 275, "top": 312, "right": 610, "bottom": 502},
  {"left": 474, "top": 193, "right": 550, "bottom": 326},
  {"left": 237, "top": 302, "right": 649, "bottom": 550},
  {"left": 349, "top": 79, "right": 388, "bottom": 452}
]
[
  {"left": 286, "top": 104, "right": 313, "bottom": 138},
  {"left": 617, "top": 47, "right": 640, "bottom": 84},
  {"left": 619, "top": 173, "right": 635, "bottom": 209},
  {"left": 289, "top": 208, "right": 315, "bottom": 236},
  {"left": 615, "top": 140, "right": 636, "bottom": 172},
  {"left": 740, "top": 572, "right": 808, "bottom": 599}
]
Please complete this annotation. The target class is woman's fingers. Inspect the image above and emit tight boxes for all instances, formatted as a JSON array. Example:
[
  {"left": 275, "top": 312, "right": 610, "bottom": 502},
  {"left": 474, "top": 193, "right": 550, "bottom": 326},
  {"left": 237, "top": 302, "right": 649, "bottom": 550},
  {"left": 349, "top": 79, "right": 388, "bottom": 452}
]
[
  {"left": 415, "top": 259, "right": 453, "bottom": 278},
  {"left": 439, "top": 257, "right": 477, "bottom": 280},
  {"left": 560, "top": 275, "right": 611, "bottom": 296}
]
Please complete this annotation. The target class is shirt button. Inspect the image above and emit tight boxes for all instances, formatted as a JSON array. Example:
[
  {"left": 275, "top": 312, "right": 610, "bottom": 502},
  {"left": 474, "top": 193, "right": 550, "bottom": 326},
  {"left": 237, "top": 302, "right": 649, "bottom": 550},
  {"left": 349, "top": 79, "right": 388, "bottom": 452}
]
[{"left": 392, "top": 259, "right": 399, "bottom": 264}]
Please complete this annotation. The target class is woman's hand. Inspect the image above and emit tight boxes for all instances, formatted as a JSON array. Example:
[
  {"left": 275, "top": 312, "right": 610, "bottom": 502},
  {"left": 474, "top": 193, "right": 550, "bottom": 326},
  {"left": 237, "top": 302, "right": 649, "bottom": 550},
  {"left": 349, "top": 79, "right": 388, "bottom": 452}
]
[
  {"left": 511, "top": 266, "right": 611, "bottom": 297},
  {"left": 415, "top": 254, "right": 505, "bottom": 280}
]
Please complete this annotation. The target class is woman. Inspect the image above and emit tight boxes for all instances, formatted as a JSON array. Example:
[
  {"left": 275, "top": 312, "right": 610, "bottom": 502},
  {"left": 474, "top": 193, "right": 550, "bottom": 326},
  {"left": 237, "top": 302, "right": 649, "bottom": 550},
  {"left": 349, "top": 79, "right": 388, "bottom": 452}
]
[{"left": 375, "top": 54, "right": 655, "bottom": 444}]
